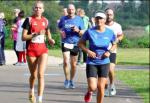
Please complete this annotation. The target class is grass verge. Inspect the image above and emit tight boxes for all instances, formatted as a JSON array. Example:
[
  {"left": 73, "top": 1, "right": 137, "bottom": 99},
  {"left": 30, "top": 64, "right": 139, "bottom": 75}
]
[
  {"left": 116, "top": 70, "right": 149, "bottom": 103},
  {"left": 48, "top": 48, "right": 149, "bottom": 65},
  {"left": 117, "top": 48, "right": 149, "bottom": 65}
]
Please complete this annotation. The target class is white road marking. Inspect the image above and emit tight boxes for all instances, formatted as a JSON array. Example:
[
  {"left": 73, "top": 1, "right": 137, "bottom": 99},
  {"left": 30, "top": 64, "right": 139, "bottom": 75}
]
[{"left": 24, "top": 73, "right": 63, "bottom": 76}]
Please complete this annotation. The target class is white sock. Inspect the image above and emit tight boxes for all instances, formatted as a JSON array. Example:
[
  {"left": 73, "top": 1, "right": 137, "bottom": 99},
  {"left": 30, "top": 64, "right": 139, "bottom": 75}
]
[
  {"left": 38, "top": 96, "right": 42, "bottom": 102},
  {"left": 111, "top": 83, "right": 115, "bottom": 87},
  {"left": 30, "top": 88, "right": 34, "bottom": 95}
]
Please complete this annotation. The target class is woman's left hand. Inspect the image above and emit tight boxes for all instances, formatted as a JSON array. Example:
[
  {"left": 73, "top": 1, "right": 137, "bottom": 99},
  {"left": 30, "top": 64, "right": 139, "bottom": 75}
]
[
  {"left": 49, "top": 39, "right": 55, "bottom": 46},
  {"left": 102, "top": 51, "right": 111, "bottom": 58}
]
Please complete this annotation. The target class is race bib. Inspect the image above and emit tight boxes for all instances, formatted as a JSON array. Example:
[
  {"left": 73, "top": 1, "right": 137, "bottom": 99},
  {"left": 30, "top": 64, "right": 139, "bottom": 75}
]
[
  {"left": 31, "top": 34, "right": 45, "bottom": 43},
  {"left": 64, "top": 43, "right": 74, "bottom": 49}
]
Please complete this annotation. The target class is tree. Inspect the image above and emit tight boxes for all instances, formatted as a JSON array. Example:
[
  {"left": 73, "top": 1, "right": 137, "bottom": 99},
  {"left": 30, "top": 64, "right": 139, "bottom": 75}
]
[{"left": 59, "top": 0, "right": 74, "bottom": 8}]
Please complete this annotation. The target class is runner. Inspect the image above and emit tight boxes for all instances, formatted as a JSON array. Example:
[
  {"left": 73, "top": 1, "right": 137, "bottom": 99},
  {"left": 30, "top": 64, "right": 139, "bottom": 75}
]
[
  {"left": 22, "top": 1, "right": 55, "bottom": 103},
  {"left": 105, "top": 8, "right": 124, "bottom": 96},
  {"left": 78, "top": 11, "right": 117, "bottom": 103},
  {"left": 58, "top": 4, "right": 84, "bottom": 89}
]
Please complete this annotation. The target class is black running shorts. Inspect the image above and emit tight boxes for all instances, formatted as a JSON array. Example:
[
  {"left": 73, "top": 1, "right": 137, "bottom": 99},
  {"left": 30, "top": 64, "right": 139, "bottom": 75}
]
[
  {"left": 61, "top": 43, "right": 79, "bottom": 56},
  {"left": 86, "top": 64, "right": 110, "bottom": 78},
  {"left": 109, "top": 53, "right": 116, "bottom": 64}
]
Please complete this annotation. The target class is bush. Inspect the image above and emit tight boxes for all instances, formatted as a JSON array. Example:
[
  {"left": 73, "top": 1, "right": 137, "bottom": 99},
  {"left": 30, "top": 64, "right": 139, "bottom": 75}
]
[
  {"left": 137, "top": 36, "right": 150, "bottom": 48},
  {"left": 119, "top": 36, "right": 132, "bottom": 48},
  {"left": 46, "top": 33, "right": 61, "bottom": 49},
  {"left": 119, "top": 35, "right": 150, "bottom": 48}
]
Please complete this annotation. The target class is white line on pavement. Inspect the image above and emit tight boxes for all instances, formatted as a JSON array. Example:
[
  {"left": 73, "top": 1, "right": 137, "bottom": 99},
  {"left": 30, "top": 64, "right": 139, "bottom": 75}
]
[{"left": 24, "top": 73, "right": 63, "bottom": 76}]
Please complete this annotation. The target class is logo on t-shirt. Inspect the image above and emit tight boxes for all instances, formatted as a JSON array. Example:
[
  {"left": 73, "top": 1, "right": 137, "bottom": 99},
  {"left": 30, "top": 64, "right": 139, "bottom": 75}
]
[
  {"left": 33, "top": 22, "right": 37, "bottom": 26},
  {"left": 42, "top": 22, "right": 46, "bottom": 26},
  {"left": 103, "top": 37, "right": 109, "bottom": 40}
]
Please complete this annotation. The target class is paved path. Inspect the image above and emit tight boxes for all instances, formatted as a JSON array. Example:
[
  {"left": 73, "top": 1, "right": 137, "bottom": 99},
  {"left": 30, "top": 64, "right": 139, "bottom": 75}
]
[{"left": 0, "top": 50, "right": 146, "bottom": 103}]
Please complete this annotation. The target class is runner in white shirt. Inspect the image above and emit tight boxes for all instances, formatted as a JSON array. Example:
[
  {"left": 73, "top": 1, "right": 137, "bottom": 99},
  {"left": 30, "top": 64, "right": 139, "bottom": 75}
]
[{"left": 105, "top": 8, "right": 124, "bottom": 96}]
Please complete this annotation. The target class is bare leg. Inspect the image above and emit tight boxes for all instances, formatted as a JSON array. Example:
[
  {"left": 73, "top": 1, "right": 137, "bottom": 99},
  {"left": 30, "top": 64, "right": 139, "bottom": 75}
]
[
  {"left": 62, "top": 52, "right": 70, "bottom": 80},
  {"left": 27, "top": 56, "right": 38, "bottom": 96},
  {"left": 97, "top": 77, "right": 107, "bottom": 103},
  {"left": 109, "top": 63, "right": 115, "bottom": 85},
  {"left": 37, "top": 53, "right": 48, "bottom": 96},
  {"left": 70, "top": 55, "right": 78, "bottom": 80},
  {"left": 87, "top": 77, "right": 97, "bottom": 92}
]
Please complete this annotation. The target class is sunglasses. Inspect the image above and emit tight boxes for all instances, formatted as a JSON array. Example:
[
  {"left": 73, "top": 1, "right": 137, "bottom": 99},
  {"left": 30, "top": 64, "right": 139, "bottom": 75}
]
[{"left": 95, "top": 17, "right": 103, "bottom": 19}]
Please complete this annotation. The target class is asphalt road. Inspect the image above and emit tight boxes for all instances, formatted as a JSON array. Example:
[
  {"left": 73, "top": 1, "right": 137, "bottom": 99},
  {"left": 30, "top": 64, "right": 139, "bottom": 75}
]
[{"left": 0, "top": 50, "right": 145, "bottom": 103}]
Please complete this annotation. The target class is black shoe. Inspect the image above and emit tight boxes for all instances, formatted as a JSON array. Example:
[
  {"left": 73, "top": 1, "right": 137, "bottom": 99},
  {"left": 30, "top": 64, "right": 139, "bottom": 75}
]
[
  {"left": 13, "top": 62, "right": 18, "bottom": 65},
  {"left": 0, "top": 64, "right": 4, "bottom": 66}
]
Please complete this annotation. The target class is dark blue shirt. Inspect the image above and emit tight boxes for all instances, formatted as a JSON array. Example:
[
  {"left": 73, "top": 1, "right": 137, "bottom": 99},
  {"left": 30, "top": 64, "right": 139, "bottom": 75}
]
[{"left": 58, "top": 15, "right": 84, "bottom": 45}]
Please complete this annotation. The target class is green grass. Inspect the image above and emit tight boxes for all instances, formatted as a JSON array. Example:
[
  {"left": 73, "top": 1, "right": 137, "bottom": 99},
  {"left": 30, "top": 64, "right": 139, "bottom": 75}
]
[
  {"left": 117, "top": 48, "right": 149, "bottom": 65},
  {"left": 116, "top": 70, "right": 149, "bottom": 103},
  {"left": 48, "top": 49, "right": 62, "bottom": 57},
  {"left": 48, "top": 48, "right": 149, "bottom": 65}
]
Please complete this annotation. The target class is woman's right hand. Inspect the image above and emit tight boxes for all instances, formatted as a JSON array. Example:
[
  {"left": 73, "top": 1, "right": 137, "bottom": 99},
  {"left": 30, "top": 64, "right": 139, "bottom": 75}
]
[{"left": 87, "top": 50, "right": 96, "bottom": 58}]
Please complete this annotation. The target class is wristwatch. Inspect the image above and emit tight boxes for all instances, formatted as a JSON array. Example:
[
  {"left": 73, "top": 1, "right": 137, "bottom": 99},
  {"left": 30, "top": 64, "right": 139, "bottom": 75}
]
[{"left": 32, "top": 33, "right": 39, "bottom": 38}]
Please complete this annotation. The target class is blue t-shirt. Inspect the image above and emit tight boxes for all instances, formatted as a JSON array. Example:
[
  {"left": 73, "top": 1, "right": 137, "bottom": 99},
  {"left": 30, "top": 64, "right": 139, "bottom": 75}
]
[
  {"left": 81, "top": 26, "right": 116, "bottom": 65},
  {"left": 58, "top": 15, "right": 84, "bottom": 45}
]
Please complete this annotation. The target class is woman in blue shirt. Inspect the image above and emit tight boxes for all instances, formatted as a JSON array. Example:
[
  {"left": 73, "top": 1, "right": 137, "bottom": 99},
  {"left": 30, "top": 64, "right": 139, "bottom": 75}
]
[{"left": 78, "top": 12, "right": 117, "bottom": 103}]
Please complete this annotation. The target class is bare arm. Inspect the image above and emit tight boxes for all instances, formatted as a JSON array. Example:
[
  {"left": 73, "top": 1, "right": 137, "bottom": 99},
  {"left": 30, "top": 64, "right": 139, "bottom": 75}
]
[
  {"left": 117, "top": 33, "right": 124, "bottom": 42},
  {"left": 103, "top": 43, "right": 117, "bottom": 58},
  {"left": 46, "top": 29, "right": 55, "bottom": 46},
  {"left": 72, "top": 26, "right": 85, "bottom": 36},
  {"left": 22, "top": 29, "right": 33, "bottom": 41},
  {"left": 78, "top": 39, "right": 96, "bottom": 58}
]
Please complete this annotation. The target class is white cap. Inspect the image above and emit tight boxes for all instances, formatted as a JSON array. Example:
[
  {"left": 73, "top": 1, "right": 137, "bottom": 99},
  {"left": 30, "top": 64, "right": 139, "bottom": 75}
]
[{"left": 95, "top": 12, "right": 106, "bottom": 19}]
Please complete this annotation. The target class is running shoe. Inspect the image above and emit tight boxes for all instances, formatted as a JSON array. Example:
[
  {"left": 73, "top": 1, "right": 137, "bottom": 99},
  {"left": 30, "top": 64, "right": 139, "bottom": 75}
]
[
  {"left": 15, "top": 62, "right": 22, "bottom": 66},
  {"left": 38, "top": 101, "right": 42, "bottom": 103},
  {"left": 110, "top": 84, "right": 116, "bottom": 96},
  {"left": 84, "top": 91, "right": 93, "bottom": 103},
  {"left": 29, "top": 95, "right": 36, "bottom": 103},
  {"left": 69, "top": 80, "right": 75, "bottom": 89},
  {"left": 104, "top": 87, "right": 110, "bottom": 97},
  {"left": 64, "top": 80, "right": 70, "bottom": 89}
]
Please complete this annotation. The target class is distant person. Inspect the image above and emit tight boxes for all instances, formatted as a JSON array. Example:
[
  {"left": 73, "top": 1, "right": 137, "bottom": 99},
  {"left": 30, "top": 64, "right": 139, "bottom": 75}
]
[
  {"left": 76, "top": 8, "right": 81, "bottom": 15},
  {"left": 58, "top": 4, "right": 84, "bottom": 89},
  {"left": 0, "top": 12, "right": 6, "bottom": 66},
  {"left": 90, "top": 17, "right": 96, "bottom": 27},
  {"left": 62, "top": 8, "right": 68, "bottom": 16},
  {"left": 145, "top": 25, "right": 149, "bottom": 34},
  {"left": 57, "top": 8, "right": 68, "bottom": 24},
  {"left": 22, "top": 1, "right": 55, "bottom": 103},
  {"left": 77, "top": 9, "right": 91, "bottom": 65},
  {"left": 58, "top": 8, "right": 68, "bottom": 66},
  {"left": 78, "top": 12, "right": 117, "bottom": 103},
  {"left": 11, "top": 8, "right": 20, "bottom": 65},
  {"left": 15, "top": 10, "right": 26, "bottom": 66},
  {"left": 105, "top": 8, "right": 124, "bottom": 96}
]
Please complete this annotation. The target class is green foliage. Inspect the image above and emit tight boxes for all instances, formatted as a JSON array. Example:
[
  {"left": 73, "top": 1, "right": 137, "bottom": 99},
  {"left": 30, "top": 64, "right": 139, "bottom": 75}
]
[
  {"left": 137, "top": 36, "right": 150, "bottom": 48},
  {"left": 5, "top": 36, "right": 13, "bottom": 49},
  {"left": 0, "top": 1, "right": 62, "bottom": 33},
  {"left": 119, "top": 34, "right": 149, "bottom": 48},
  {"left": 86, "top": 2, "right": 106, "bottom": 18},
  {"left": 119, "top": 36, "right": 132, "bottom": 48},
  {"left": 45, "top": 33, "right": 61, "bottom": 49},
  {"left": 115, "top": 1, "right": 149, "bottom": 30},
  {"left": 1, "top": 1, "right": 149, "bottom": 49},
  {"left": 44, "top": 1, "right": 63, "bottom": 33}
]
